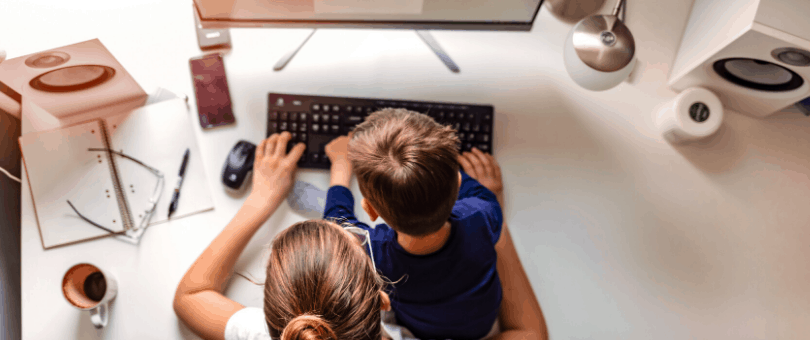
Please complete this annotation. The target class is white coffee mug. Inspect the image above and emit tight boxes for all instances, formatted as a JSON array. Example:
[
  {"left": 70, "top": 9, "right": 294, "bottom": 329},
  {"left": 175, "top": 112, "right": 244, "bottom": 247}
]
[{"left": 61, "top": 263, "right": 118, "bottom": 328}]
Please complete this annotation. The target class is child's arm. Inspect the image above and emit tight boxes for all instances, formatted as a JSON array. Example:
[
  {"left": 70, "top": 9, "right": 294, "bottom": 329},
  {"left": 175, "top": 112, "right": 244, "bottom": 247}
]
[
  {"left": 459, "top": 150, "right": 548, "bottom": 340},
  {"left": 326, "top": 134, "right": 353, "bottom": 188},
  {"left": 322, "top": 134, "right": 372, "bottom": 229},
  {"left": 458, "top": 148, "right": 504, "bottom": 205}
]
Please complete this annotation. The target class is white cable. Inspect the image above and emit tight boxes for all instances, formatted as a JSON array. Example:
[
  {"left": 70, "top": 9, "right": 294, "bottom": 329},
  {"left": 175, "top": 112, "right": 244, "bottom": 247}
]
[{"left": 0, "top": 165, "right": 21, "bottom": 183}]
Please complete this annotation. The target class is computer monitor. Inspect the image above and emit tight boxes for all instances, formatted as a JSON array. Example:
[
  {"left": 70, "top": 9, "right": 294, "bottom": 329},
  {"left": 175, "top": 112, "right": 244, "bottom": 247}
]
[{"left": 193, "top": 0, "right": 545, "bottom": 31}]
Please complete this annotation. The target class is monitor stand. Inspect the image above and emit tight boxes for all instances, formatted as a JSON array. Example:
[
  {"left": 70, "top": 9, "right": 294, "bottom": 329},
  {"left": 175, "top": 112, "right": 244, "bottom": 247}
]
[{"left": 273, "top": 29, "right": 460, "bottom": 73}]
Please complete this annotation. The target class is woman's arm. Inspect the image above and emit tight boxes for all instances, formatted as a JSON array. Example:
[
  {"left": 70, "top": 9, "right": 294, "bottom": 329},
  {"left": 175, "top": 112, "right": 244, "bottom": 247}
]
[
  {"left": 173, "top": 133, "right": 306, "bottom": 340},
  {"left": 459, "top": 149, "right": 549, "bottom": 340},
  {"left": 493, "top": 223, "right": 548, "bottom": 340}
]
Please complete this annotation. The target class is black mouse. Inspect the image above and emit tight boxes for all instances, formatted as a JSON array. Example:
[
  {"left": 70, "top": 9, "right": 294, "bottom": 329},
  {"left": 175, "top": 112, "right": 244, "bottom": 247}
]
[{"left": 222, "top": 140, "right": 256, "bottom": 191}]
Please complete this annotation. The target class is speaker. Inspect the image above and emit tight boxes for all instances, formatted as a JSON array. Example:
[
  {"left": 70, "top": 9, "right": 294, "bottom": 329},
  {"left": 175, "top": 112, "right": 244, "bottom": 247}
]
[
  {"left": 668, "top": 0, "right": 810, "bottom": 118},
  {"left": 0, "top": 39, "right": 146, "bottom": 119}
]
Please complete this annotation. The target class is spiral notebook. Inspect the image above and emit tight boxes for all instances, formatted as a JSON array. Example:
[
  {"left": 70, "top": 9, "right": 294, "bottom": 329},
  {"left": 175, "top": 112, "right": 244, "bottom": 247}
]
[{"left": 19, "top": 98, "right": 214, "bottom": 249}]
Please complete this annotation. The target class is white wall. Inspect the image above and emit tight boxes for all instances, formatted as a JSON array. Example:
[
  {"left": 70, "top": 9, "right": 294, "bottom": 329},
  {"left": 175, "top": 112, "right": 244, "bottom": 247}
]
[{"left": 2, "top": 0, "right": 810, "bottom": 339}]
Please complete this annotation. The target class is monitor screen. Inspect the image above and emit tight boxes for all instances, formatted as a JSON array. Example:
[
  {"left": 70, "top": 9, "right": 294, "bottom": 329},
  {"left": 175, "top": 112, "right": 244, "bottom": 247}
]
[{"left": 194, "top": 0, "right": 544, "bottom": 31}]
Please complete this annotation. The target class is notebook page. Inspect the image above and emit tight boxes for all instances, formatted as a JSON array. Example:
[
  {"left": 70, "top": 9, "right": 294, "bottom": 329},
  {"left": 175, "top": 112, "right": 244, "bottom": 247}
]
[
  {"left": 19, "top": 120, "right": 125, "bottom": 249},
  {"left": 105, "top": 98, "right": 214, "bottom": 227}
]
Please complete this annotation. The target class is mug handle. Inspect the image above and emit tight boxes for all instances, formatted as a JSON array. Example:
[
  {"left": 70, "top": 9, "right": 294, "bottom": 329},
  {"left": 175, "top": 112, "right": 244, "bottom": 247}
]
[{"left": 89, "top": 302, "right": 108, "bottom": 329}]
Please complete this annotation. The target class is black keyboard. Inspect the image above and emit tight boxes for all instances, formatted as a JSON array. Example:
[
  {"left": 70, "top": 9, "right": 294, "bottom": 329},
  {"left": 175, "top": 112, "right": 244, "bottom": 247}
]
[{"left": 267, "top": 93, "right": 495, "bottom": 169}]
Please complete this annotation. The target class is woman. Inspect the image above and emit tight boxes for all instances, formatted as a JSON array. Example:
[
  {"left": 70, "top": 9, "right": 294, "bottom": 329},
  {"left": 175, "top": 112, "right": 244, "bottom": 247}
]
[{"left": 173, "top": 132, "right": 547, "bottom": 340}]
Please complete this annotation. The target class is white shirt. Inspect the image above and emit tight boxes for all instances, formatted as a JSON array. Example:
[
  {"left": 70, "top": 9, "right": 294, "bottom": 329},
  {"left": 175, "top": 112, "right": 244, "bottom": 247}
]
[{"left": 225, "top": 307, "right": 496, "bottom": 340}]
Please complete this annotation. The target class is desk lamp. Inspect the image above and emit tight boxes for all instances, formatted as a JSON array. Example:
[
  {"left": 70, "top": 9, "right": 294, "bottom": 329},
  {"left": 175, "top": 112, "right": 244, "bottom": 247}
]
[{"left": 563, "top": 0, "right": 636, "bottom": 91}]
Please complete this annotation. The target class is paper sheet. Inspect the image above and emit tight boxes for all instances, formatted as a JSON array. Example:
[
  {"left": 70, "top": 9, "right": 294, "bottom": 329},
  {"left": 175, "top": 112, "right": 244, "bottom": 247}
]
[
  {"left": 287, "top": 181, "right": 327, "bottom": 216},
  {"left": 20, "top": 120, "right": 126, "bottom": 248},
  {"left": 106, "top": 99, "right": 214, "bottom": 226}
]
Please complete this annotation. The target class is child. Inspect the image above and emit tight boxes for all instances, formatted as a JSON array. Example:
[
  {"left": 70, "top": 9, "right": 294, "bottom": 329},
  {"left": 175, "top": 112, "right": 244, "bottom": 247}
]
[{"left": 323, "top": 108, "right": 503, "bottom": 340}]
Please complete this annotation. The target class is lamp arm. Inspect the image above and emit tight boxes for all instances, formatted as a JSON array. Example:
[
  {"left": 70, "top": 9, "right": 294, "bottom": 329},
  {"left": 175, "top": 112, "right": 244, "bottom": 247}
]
[{"left": 611, "top": 0, "right": 624, "bottom": 16}]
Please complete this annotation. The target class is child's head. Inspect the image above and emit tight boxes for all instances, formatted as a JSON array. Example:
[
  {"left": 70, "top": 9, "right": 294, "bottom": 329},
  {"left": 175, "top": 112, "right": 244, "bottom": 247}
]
[{"left": 349, "top": 108, "right": 460, "bottom": 237}]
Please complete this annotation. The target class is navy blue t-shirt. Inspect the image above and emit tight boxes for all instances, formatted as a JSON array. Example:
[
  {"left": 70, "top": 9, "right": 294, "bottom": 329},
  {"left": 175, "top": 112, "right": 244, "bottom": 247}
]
[{"left": 323, "top": 171, "right": 503, "bottom": 340}]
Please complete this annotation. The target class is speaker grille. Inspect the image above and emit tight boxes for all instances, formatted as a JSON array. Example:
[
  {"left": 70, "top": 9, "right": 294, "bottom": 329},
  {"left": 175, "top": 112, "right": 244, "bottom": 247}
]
[{"left": 713, "top": 58, "right": 803, "bottom": 92}]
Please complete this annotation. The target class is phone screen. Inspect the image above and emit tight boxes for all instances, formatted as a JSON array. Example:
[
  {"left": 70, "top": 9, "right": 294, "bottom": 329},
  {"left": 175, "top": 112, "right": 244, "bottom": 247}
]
[{"left": 189, "top": 54, "right": 235, "bottom": 129}]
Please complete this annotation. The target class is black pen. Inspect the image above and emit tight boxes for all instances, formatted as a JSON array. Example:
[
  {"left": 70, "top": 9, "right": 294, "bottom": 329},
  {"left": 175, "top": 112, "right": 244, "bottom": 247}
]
[{"left": 168, "top": 148, "right": 190, "bottom": 218}]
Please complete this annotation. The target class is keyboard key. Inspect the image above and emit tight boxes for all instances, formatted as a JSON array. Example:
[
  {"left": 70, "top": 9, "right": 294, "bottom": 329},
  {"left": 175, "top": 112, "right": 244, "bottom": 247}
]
[
  {"left": 332, "top": 105, "right": 340, "bottom": 112},
  {"left": 300, "top": 133, "right": 307, "bottom": 142},
  {"left": 453, "top": 122, "right": 461, "bottom": 130},
  {"left": 458, "top": 133, "right": 465, "bottom": 141},
  {"left": 269, "top": 111, "right": 279, "bottom": 120},
  {"left": 323, "top": 105, "right": 330, "bottom": 113},
  {"left": 300, "top": 123, "right": 307, "bottom": 132},
  {"left": 313, "top": 114, "right": 320, "bottom": 123},
  {"left": 476, "top": 144, "right": 489, "bottom": 152},
  {"left": 267, "top": 122, "right": 278, "bottom": 135},
  {"left": 346, "top": 115, "right": 363, "bottom": 124},
  {"left": 483, "top": 124, "right": 490, "bottom": 133},
  {"left": 468, "top": 133, "right": 475, "bottom": 141},
  {"left": 366, "top": 107, "right": 375, "bottom": 113},
  {"left": 280, "top": 111, "right": 288, "bottom": 120},
  {"left": 331, "top": 125, "right": 340, "bottom": 134},
  {"left": 311, "top": 153, "right": 320, "bottom": 163},
  {"left": 473, "top": 124, "right": 480, "bottom": 132},
  {"left": 312, "top": 104, "right": 320, "bottom": 111},
  {"left": 464, "top": 142, "right": 473, "bottom": 151},
  {"left": 290, "top": 112, "right": 299, "bottom": 121},
  {"left": 346, "top": 106, "right": 353, "bottom": 112},
  {"left": 463, "top": 123, "right": 470, "bottom": 131},
  {"left": 479, "top": 134, "right": 489, "bottom": 142},
  {"left": 291, "top": 132, "right": 298, "bottom": 143},
  {"left": 298, "top": 152, "right": 307, "bottom": 165},
  {"left": 280, "top": 121, "right": 288, "bottom": 131},
  {"left": 448, "top": 112, "right": 455, "bottom": 120},
  {"left": 484, "top": 113, "right": 492, "bottom": 121},
  {"left": 291, "top": 122, "right": 298, "bottom": 131},
  {"left": 331, "top": 114, "right": 340, "bottom": 123},
  {"left": 437, "top": 112, "right": 445, "bottom": 120},
  {"left": 300, "top": 113, "right": 308, "bottom": 121},
  {"left": 320, "top": 153, "right": 329, "bottom": 164},
  {"left": 312, "top": 124, "right": 320, "bottom": 133}
]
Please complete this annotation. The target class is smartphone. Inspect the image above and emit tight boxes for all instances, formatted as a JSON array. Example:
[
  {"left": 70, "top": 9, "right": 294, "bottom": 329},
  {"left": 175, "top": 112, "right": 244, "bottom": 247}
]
[{"left": 189, "top": 53, "right": 235, "bottom": 129}]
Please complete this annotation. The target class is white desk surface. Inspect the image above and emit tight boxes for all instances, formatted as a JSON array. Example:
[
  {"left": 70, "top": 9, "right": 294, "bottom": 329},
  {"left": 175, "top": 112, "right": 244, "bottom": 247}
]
[{"left": 8, "top": 0, "right": 766, "bottom": 339}]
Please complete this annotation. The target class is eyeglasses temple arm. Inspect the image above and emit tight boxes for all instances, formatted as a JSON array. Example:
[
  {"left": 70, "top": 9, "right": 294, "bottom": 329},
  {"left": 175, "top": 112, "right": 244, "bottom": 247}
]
[{"left": 66, "top": 200, "right": 117, "bottom": 234}]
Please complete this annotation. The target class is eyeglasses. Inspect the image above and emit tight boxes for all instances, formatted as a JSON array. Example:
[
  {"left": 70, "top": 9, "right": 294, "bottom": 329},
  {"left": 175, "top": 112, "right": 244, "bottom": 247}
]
[
  {"left": 66, "top": 148, "right": 165, "bottom": 244},
  {"left": 344, "top": 226, "right": 377, "bottom": 274}
]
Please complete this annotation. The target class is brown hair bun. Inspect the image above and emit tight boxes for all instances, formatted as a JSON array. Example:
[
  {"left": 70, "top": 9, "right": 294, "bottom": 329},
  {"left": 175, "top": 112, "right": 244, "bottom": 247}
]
[{"left": 280, "top": 314, "right": 337, "bottom": 340}]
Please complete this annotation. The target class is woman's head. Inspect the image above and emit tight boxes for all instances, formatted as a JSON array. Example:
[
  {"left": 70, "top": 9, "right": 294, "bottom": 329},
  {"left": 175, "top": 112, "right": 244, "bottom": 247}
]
[{"left": 264, "top": 220, "right": 389, "bottom": 340}]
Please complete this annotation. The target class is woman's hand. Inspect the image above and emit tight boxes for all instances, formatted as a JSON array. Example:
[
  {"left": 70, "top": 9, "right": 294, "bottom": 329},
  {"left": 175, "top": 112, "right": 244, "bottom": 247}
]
[{"left": 249, "top": 132, "right": 306, "bottom": 206}]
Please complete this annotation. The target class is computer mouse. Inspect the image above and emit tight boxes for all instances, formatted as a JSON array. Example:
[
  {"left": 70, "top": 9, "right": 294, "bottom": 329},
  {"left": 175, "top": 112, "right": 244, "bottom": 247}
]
[{"left": 222, "top": 140, "right": 256, "bottom": 191}]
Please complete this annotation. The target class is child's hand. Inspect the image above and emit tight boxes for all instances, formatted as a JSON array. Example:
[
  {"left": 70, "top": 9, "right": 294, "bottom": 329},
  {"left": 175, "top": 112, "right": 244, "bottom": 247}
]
[
  {"left": 458, "top": 148, "right": 504, "bottom": 205},
  {"left": 325, "top": 133, "right": 352, "bottom": 163},
  {"left": 249, "top": 132, "right": 306, "bottom": 205},
  {"left": 326, "top": 133, "right": 353, "bottom": 188}
]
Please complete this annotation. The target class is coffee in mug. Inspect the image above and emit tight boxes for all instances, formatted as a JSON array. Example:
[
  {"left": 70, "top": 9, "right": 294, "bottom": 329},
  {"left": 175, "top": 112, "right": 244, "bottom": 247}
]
[{"left": 62, "top": 263, "right": 117, "bottom": 328}]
